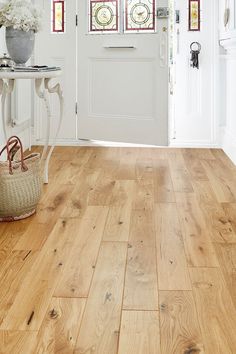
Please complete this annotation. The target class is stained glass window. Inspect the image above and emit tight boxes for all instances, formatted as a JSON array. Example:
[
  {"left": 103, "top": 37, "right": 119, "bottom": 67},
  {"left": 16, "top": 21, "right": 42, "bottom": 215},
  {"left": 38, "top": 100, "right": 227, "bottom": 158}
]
[
  {"left": 89, "top": 0, "right": 119, "bottom": 33},
  {"left": 125, "top": 0, "right": 156, "bottom": 32},
  {"left": 189, "top": 0, "right": 200, "bottom": 31},
  {"left": 52, "top": 0, "right": 65, "bottom": 33}
]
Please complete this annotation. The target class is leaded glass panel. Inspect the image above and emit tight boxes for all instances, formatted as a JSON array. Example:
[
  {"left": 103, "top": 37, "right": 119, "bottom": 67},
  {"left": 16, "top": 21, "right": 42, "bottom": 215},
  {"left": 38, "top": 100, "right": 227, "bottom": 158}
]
[
  {"left": 89, "top": 0, "right": 119, "bottom": 33},
  {"left": 189, "top": 0, "right": 200, "bottom": 31},
  {"left": 125, "top": 0, "right": 156, "bottom": 32},
  {"left": 52, "top": 0, "right": 65, "bottom": 33}
]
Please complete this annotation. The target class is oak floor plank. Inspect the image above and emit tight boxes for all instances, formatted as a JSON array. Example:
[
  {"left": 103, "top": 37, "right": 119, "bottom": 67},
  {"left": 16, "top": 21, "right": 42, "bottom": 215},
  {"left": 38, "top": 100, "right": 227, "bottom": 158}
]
[
  {"left": 123, "top": 245, "right": 158, "bottom": 310},
  {"left": 85, "top": 147, "right": 120, "bottom": 165},
  {"left": 74, "top": 242, "right": 127, "bottom": 354},
  {"left": 214, "top": 243, "right": 236, "bottom": 309},
  {"left": 155, "top": 204, "right": 191, "bottom": 290},
  {"left": 211, "top": 149, "right": 236, "bottom": 170},
  {"left": 184, "top": 148, "right": 216, "bottom": 161},
  {"left": 193, "top": 181, "right": 236, "bottom": 243},
  {"left": 183, "top": 152, "right": 209, "bottom": 181},
  {"left": 87, "top": 167, "right": 118, "bottom": 206},
  {"left": 0, "top": 250, "right": 38, "bottom": 327},
  {"left": 222, "top": 203, "right": 236, "bottom": 237},
  {"left": 159, "top": 291, "right": 204, "bottom": 354},
  {"left": 102, "top": 180, "right": 134, "bottom": 242},
  {"left": 190, "top": 267, "right": 236, "bottom": 353},
  {"left": 153, "top": 159, "right": 175, "bottom": 203},
  {"left": 168, "top": 154, "right": 194, "bottom": 193},
  {"left": 103, "top": 205, "right": 131, "bottom": 242},
  {"left": 35, "top": 184, "right": 74, "bottom": 225},
  {"left": 0, "top": 222, "right": 31, "bottom": 262},
  {"left": 33, "top": 298, "right": 86, "bottom": 354},
  {"left": 60, "top": 165, "right": 101, "bottom": 218},
  {"left": 50, "top": 158, "right": 86, "bottom": 186},
  {"left": 0, "top": 331, "right": 37, "bottom": 354},
  {"left": 132, "top": 179, "right": 154, "bottom": 211},
  {"left": 116, "top": 148, "right": 138, "bottom": 180},
  {"left": 118, "top": 311, "right": 160, "bottom": 354},
  {"left": 176, "top": 193, "right": 219, "bottom": 267},
  {"left": 201, "top": 160, "right": 236, "bottom": 203},
  {"left": 135, "top": 158, "right": 154, "bottom": 181},
  {"left": 110, "top": 180, "right": 135, "bottom": 207},
  {"left": 54, "top": 206, "right": 109, "bottom": 298},
  {"left": 204, "top": 159, "right": 236, "bottom": 182},
  {"left": 14, "top": 223, "right": 52, "bottom": 251},
  {"left": 0, "top": 218, "right": 80, "bottom": 331},
  {"left": 129, "top": 209, "right": 156, "bottom": 247}
]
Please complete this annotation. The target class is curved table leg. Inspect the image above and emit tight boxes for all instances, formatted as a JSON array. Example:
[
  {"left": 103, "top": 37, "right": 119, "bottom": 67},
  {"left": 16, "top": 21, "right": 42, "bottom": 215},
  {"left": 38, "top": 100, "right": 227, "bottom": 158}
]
[
  {"left": 35, "top": 78, "right": 52, "bottom": 184},
  {"left": 44, "top": 78, "right": 64, "bottom": 183},
  {"left": 0, "top": 79, "right": 15, "bottom": 141},
  {"left": 35, "top": 78, "right": 64, "bottom": 184}
]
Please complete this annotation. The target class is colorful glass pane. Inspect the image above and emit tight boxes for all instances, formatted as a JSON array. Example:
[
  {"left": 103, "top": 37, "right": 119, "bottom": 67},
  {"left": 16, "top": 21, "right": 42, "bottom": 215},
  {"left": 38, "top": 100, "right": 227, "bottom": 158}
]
[
  {"left": 52, "top": 0, "right": 65, "bottom": 33},
  {"left": 125, "top": 0, "right": 156, "bottom": 32},
  {"left": 189, "top": 0, "right": 200, "bottom": 31},
  {"left": 90, "top": 0, "right": 119, "bottom": 33}
]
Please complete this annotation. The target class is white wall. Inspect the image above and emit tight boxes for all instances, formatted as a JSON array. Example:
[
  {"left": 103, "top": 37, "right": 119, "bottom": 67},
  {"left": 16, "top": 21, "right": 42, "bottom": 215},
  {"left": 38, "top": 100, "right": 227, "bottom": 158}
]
[
  {"left": 0, "top": 27, "right": 32, "bottom": 151},
  {"left": 219, "top": 0, "right": 236, "bottom": 164},
  {"left": 0, "top": 27, "right": 6, "bottom": 147},
  {"left": 170, "top": 0, "right": 219, "bottom": 147}
]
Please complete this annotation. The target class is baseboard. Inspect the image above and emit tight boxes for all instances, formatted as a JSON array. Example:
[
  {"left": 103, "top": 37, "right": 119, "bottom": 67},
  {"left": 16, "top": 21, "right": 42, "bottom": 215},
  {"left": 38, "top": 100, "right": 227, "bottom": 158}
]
[
  {"left": 34, "top": 139, "right": 160, "bottom": 148},
  {"left": 169, "top": 139, "right": 219, "bottom": 148},
  {"left": 220, "top": 127, "right": 236, "bottom": 165},
  {"left": 33, "top": 137, "right": 220, "bottom": 149}
]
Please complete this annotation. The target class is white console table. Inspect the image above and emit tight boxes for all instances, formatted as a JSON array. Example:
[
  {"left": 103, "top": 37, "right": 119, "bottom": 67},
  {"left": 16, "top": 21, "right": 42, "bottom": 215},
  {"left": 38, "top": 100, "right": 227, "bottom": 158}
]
[{"left": 0, "top": 69, "right": 64, "bottom": 183}]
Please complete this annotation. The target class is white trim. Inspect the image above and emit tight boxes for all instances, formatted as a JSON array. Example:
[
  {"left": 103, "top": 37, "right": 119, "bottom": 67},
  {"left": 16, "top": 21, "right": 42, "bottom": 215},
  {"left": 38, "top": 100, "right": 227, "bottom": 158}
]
[
  {"left": 32, "top": 137, "right": 220, "bottom": 148},
  {"left": 169, "top": 139, "right": 219, "bottom": 148},
  {"left": 220, "top": 127, "right": 236, "bottom": 165}
]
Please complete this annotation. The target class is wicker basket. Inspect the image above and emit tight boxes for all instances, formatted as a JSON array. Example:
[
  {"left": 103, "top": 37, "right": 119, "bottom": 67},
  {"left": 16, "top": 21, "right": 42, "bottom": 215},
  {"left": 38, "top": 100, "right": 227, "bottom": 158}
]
[{"left": 0, "top": 136, "right": 42, "bottom": 222}]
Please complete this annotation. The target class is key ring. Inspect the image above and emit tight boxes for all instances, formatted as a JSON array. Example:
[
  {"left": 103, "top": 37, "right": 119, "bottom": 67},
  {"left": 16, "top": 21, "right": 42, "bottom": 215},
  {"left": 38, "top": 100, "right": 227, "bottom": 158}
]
[{"left": 190, "top": 42, "right": 201, "bottom": 52}]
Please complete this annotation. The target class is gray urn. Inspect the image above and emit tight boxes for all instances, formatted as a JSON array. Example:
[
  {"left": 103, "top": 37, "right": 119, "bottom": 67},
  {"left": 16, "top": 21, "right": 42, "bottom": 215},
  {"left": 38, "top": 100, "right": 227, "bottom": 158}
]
[{"left": 5, "top": 27, "right": 35, "bottom": 65}]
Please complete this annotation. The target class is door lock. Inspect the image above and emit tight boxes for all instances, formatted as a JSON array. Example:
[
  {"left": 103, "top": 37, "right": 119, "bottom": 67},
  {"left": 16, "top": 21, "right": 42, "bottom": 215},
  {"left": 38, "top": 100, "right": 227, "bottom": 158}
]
[{"left": 157, "top": 7, "right": 169, "bottom": 18}]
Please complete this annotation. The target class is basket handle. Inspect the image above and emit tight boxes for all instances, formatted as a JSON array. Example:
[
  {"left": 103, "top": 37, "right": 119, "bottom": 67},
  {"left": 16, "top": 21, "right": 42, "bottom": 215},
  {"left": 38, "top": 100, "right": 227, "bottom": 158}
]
[
  {"left": 0, "top": 138, "right": 19, "bottom": 160},
  {"left": 0, "top": 136, "right": 28, "bottom": 175}
]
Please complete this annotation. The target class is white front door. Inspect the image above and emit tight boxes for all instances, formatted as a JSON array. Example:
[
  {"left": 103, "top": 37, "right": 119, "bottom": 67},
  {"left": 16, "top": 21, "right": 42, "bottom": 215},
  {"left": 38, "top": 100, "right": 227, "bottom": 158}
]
[
  {"left": 172, "top": 0, "right": 218, "bottom": 146},
  {"left": 77, "top": 0, "right": 169, "bottom": 145}
]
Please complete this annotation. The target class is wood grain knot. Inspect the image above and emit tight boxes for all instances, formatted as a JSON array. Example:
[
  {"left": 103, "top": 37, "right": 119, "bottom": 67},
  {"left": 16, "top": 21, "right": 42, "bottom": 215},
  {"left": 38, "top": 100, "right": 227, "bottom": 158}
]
[
  {"left": 218, "top": 218, "right": 228, "bottom": 225},
  {"left": 104, "top": 292, "right": 112, "bottom": 303},
  {"left": 160, "top": 303, "right": 167, "bottom": 311},
  {"left": 72, "top": 200, "right": 81, "bottom": 209},
  {"left": 193, "top": 281, "right": 213, "bottom": 289},
  {"left": 184, "top": 346, "right": 201, "bottom": 354},
  {"left": 49, "top": 308, "right": 59, "bottom": 319}
]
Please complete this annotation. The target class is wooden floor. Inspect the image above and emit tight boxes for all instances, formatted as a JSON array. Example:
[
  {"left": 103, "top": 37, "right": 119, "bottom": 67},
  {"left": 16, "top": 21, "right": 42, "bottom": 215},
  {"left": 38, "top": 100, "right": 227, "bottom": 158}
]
[{"left": 0, "top": 147, "right": 236, "bottom": 354}]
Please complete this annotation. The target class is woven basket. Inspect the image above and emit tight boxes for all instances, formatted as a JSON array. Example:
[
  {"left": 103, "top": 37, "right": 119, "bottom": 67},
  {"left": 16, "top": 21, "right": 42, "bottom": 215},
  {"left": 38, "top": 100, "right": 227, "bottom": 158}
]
[{"left": 0, "top": 136, "right": 42, "bottom": 222}]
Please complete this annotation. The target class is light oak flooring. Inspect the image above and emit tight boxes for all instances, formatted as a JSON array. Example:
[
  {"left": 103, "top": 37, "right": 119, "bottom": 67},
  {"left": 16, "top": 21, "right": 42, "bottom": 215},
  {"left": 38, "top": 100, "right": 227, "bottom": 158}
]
[{"left": 0, "top": 147, "right": 236, "bottom": 354}]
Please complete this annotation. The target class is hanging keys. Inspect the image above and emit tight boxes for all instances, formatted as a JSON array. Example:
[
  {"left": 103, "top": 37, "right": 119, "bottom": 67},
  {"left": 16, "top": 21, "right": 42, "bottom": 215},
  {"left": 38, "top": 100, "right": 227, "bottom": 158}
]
[{"left": 190, "top": 42, "right": 201, "bottom": 69}]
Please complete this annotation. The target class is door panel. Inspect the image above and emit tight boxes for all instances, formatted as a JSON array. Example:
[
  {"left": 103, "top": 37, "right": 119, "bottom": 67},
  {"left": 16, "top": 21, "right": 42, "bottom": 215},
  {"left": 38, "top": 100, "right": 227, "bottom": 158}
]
[{"left": 77, "top": 0, "right": 169, "bottom": 145}]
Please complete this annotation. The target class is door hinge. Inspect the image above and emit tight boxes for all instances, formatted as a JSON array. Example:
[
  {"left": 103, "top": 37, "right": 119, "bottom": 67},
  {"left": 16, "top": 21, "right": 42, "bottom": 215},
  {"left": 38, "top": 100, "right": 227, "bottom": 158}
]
[
  {"left": 75, "top": 102, "right": 78, "bottom": 115},
  {"left": 76, "top": 14, "right": 78, "bottom": 26}
]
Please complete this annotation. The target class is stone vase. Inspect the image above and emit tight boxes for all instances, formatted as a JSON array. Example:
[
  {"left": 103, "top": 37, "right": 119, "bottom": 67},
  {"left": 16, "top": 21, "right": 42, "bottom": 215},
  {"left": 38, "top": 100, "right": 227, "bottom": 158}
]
[{"left": 5, "top": 27, "right": 35, "bottom": 65}]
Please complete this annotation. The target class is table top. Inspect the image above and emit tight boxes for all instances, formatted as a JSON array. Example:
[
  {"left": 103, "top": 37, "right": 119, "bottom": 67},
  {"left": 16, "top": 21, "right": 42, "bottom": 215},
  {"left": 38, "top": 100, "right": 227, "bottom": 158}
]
[{"left": 0, "top": 69, "right": 62, "bottom": 80}]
